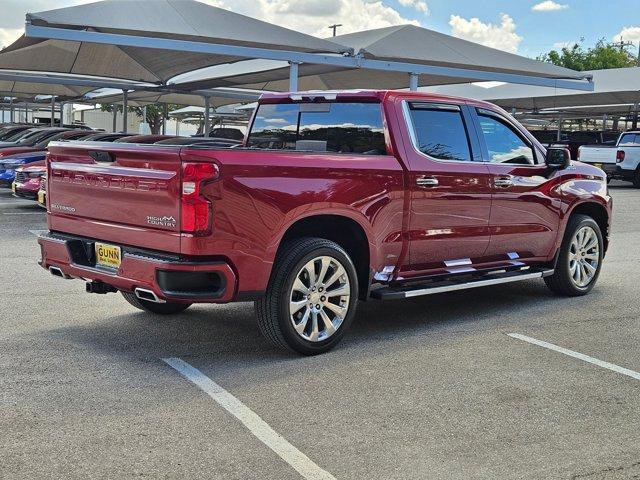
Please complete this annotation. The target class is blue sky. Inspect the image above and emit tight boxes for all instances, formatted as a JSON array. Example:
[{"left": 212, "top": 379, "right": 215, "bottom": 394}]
[
  {"left": 388, "top": 0, "right": 640, "bottom": 58},
  {"left": 1, "top": 0, "right": 639, "bottom": 60}
]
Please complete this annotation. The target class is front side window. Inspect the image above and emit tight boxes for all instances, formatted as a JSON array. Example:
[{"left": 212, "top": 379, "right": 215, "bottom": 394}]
[
  {"left": 407, "top": 104, "right": 472, "bottom": 162},
  {"left": 247, "top": 102, "right": 386, "bottom": 155},
  {"left": 477, "top": 114, "right": 535, "bottom": 165}
]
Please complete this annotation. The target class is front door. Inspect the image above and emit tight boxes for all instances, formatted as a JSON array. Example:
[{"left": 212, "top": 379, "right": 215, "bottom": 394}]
[
  {"left": 400, "top": 101, "right": 493, "bottom": 277},
  {"left": 470, "top": 107, "right": 561, "bottom": 261}
]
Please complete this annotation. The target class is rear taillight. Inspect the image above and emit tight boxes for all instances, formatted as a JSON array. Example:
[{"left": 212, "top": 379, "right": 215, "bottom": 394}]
[
  {"left": 616, "top": 150, "right": 625, "bottom": 163},
  {"left": 181, "top": 162, "right": 218, "bottom": 235}
]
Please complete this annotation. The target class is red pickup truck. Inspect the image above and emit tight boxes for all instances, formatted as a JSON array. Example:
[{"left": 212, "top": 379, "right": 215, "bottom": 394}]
[{"left": 38, "top": 90, "right": 612, "bottom": 355}]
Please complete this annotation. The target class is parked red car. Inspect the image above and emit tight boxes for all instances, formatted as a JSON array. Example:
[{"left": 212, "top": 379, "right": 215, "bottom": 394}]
[
  {"left": 0, "top": 128, "right": 78, "bottom": 158},
  {"left": 12, "top": 160, "right": 45, "bottom": 200},
  {"left": 39, "top": 90, "right": 612, "bottom": 354}
]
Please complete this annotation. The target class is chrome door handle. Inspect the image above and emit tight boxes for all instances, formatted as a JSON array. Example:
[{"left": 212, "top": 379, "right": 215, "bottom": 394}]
[
  {"left": 494, "top": 177, "right": 513, "bottom": 188},
  {"left": 416, "top": 176, "right": 439, "bottom": 187}
]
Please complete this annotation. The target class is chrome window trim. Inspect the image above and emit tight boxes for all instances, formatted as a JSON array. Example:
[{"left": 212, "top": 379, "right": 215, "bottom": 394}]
[{"left": 401, "top": 100, "right": 477, "bottom": 164}]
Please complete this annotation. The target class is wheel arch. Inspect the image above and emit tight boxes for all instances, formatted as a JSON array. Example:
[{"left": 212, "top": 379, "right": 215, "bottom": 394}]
[
  {"left": 566, "top": 201, "right": 610, "bottom": 252},
  {"left": 275, "top": 214, "right": 373, "bottom": 300}
]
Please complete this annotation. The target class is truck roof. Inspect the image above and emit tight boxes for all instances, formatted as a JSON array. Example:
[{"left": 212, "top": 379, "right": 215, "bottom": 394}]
[{"left": 259, "top": 89, "right": 498, "bottom": 110}]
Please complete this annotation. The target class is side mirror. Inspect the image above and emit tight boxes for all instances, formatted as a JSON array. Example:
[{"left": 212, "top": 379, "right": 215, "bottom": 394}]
[{"left": 546, "top": 147, "right": 571, "bottom": 170}]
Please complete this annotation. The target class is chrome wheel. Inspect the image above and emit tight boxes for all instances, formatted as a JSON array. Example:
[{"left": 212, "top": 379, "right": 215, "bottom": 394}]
[
  {"left": 289, "top": 255, "right": 351, "bottom": 342},
  {"left": 569, "top": 225, "right": 600, "bottom": 288}
]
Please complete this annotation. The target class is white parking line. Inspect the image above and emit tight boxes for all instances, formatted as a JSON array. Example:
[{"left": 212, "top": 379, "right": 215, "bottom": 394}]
[
  {"left": 29, "top": 229, "right": 48, "bottom": 236},
  {"left": 163, "top": 357, "right": 336, "bottom": 480},
  {"left": 508, "top": 333, "right": 640, "bottom": 381}
]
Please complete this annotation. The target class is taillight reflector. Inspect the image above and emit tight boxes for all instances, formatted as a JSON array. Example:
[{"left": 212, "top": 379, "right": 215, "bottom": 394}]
[
  {"left": 616, "top": 150, "right": 625, "bottom": 163},
  {"left": 181, "top": 162, "right": 218, "bottom": 235}
]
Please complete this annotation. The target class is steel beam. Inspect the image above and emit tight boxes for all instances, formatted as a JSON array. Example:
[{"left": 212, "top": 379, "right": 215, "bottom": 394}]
[
  {"left": 203, "top": 96, "right": 211, "bottom": 137},
  {"left": 289, "top": 62, "right": 299, "bottom": 92},
  {"left": 122, "top": 90, "right": 128, "bottom": 133},
  {"left": 162, "top": 103, "right": 168, "bottom": 135},
  {"left": 50, "top": 96, "right": 55, "bottom": 126},
  {"left": 409, "top": 73, "right": 419, "bottom": 91},
  {"left": 25, "top": 23, "right": 595, "bottom": 92}
]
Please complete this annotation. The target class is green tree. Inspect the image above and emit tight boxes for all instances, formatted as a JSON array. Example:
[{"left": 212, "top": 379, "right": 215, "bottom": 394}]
[
  {"left": 101, "top": 103, "right": 182, "bottom": 134},
  {"left": 538, "top": 39, "right": 637, "bottom": 71}
]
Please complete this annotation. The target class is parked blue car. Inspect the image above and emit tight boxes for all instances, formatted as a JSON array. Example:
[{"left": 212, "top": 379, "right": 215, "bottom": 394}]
[{"left": 0, "top": 151, "right": 46, "bottom": 187}]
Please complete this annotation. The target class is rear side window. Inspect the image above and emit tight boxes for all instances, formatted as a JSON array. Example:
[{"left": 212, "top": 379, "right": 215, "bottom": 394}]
[
  {"left": 407, "top": 103, "right": 472, "bottom": 162},
  {"left": 619, "top": 133, "right": 639, "bottom": 146},
  {"left": 477, "top": 113, "right": 535, "bottom": 165},
  {"left": 247, "top": 102, "right": 386, "bottom": 155}
]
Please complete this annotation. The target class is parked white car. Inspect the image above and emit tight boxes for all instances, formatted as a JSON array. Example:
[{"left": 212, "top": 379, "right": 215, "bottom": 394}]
[{"left": 578, "top": 131, "right": 640, "bottom": 187}]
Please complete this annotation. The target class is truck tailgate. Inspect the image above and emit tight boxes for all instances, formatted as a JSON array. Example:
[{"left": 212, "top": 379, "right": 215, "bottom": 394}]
[
  {"left": 579, "top": 146, "right": 616, "bottom": 164},
  {"left": 46, "top": 142, "right": 183, "bottom": 253}
]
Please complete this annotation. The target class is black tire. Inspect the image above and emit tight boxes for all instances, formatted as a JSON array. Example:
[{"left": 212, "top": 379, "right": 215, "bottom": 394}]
[
  {"left": 633, "top": 169, "right": 640, "bottom": 188},
  {"left": 544, "top": 214, "right": 603, "bottom": 296},
  {"left": 121, "top": 291, "right": 191, "bottom": 314},
  {"left": 255, "top": 237, "right": 359, "bottom": 355}
]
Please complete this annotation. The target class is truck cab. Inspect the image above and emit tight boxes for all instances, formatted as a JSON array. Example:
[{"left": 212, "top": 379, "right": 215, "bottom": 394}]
[{"left": 38, "top": 90, "right": 612, "bottom": 354}]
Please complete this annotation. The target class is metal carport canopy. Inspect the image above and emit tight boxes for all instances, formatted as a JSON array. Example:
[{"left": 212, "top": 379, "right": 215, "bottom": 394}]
[
  {"left": 423, "top": 67, "right": 640, "bottom": 110},
  {"left": 169, "top": 25, "right": 593, "bottom": 92},
  {"left": 22, "top": 2, "right": 592, "bottom": 92},
  {"left": 10, "top": 0, "right": 348, "bottom": 85},
  {"left": 89, "top": 87, "right": 261, "bottom": 108},
  {"left": 0, "top": 69, "right": 155, "bottom": 98}
]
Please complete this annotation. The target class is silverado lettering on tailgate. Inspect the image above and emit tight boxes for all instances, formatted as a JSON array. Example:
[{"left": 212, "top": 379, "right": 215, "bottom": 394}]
[{"left": 51, "top": 169, "right": 171, "bottom": 192}]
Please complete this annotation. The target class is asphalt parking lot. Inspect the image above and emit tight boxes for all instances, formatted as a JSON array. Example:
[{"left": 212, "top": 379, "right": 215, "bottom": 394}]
[{"left": 1, "top": 183, "right": 639, "bottom": 480}]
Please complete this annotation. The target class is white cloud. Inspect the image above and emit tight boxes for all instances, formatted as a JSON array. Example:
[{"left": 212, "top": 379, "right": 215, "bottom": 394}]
[
  {"left": 531, "top": 1, "right": 568, "bottom": 12},
  {"left": 614, "top": 26, "right": 640, "bottom": 44},
  {"left": 201, "top": 0, "right": 420, "bottom": 37},
  {"left": 449, "top": 13, "right": 522, "bottom": 54},
  {"left": 398, "top": 0, "right": 429, "bottom": 14},
  {"left": 0, "top": 28, "right": 22, "bottom": 49},
  {"left": 553, "top": 41, "right": 578, "bottom": 49}
]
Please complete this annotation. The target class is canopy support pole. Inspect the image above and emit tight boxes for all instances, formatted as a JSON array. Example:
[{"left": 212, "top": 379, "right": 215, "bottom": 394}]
[
  {"left": 633, "top": 103, "right": 639, "bottom": 130},
  {"left": 122, "top": 90, "right": 129, "bottom": 133},
  {"left": 556, "top": 115, "right": 563, "bottom": 142},
  {"left": 9, "top": 97, "right": 13, "bottom": 123},
  {"left": 289, "top": 62, "right": 299, "bottom": 92},
  {"left": 50, "top": 96, "right": 56, "bottom": 126},
  {"left": 162, "top": 103, "right": 168, "bottom": 135},
  {"left": 25, "top": 103, "right": 29, "bottom": 123},
  {"left": 409, "top": 73, "right": 419, "bottom": 91},
  {"left": 112, "top": 105, "right": 117, "bottom": 132},
  {"left": 203, "top": 96, "right": 211, "bottom": 137}
]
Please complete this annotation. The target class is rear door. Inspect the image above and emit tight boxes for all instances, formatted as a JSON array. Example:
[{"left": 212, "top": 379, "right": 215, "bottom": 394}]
[
  {"left": 470, "top": 107, "right": 561, "bottom": 261},
  {"left": 401, "top": 100, "right": 492, "bottom": 275}
]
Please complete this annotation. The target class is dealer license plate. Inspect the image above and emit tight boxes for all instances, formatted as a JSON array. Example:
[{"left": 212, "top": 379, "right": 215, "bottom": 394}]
[{"left": 95, "top": 242, "right": 122, "bottom": 269}]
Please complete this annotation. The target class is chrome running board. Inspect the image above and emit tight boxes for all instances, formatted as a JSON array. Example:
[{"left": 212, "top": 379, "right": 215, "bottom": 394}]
[{"left": 371, "top": 268, "right": 554, "bottom": 300}]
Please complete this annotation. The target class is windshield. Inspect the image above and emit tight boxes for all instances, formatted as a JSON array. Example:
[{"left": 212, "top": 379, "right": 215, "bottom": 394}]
[
  {"left": 2, "top": 128, "right": 35, "bottom": 143},
  {"left": 16, "top": 129, "right": 63, "bottom": 146}
]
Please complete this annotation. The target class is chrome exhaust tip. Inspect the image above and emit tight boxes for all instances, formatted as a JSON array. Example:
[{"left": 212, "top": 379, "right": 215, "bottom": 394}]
[
  {"left": 49, "top": 266, "right": 72, "bottom": 279},
  {"left": 134, "top": 287, "right": 166, "bottom": 303}
]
